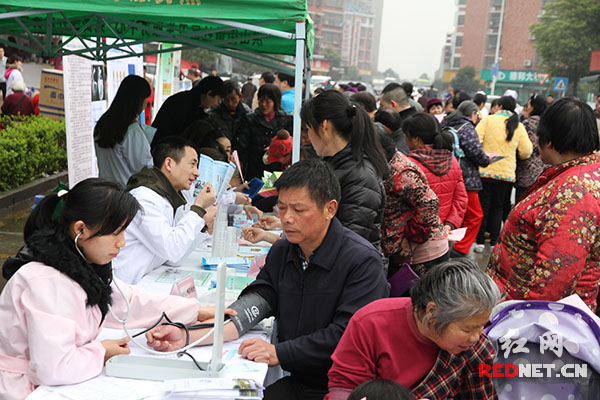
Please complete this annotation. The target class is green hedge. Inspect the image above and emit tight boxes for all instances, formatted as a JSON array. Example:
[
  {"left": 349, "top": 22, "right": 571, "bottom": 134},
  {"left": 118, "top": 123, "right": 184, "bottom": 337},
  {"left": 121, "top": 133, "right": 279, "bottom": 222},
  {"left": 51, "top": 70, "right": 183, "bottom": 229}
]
[{"left": 0, "top": 116, "right": 67, "bottom": 192}]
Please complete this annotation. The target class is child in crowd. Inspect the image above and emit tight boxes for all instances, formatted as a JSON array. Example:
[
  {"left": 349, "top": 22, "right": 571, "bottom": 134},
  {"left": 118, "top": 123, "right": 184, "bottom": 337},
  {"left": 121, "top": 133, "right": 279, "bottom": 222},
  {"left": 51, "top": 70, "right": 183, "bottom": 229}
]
[{"left": 0, "top": 178, "right": 223, "bottom": 400}]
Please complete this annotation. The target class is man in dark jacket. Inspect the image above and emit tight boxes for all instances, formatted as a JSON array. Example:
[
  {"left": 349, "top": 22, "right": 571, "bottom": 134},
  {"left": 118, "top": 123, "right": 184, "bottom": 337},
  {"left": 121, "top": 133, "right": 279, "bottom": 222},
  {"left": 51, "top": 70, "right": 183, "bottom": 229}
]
[
  {"left": 146, "top": 159, "right": 389, "bottom": 400},
  {"left": 379, "top": 83, "right": 417, "bottom": 154},
  {"left": 208, "top": 80, "right": 250, "bottom": 148},
  {"left": 151, "top": 76, "right": 225, "bottom": 148}
]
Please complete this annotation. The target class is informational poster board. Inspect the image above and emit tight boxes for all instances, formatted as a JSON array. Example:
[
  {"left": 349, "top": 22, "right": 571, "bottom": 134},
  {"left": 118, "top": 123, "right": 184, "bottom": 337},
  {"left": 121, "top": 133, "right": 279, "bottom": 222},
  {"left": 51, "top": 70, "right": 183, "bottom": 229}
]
[
  {"left": 106, "top": 39, "right": 143, "bottom": 106},
  {"left": 91, "top": 60, "right": 107, "bottom": 129},
  {"left": 63, "top": 38, "right": 95, "bottom": 187},
  {"left": 154, "top": 43, "right": 175, "bottom": 115}
]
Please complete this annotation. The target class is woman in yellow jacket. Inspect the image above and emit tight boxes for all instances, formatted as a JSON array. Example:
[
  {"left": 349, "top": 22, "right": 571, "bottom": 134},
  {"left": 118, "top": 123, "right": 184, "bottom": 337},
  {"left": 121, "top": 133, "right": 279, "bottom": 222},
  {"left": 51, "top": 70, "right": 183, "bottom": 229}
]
[{"left": 474, "top": 95, "right": 532, "bottom": 251}]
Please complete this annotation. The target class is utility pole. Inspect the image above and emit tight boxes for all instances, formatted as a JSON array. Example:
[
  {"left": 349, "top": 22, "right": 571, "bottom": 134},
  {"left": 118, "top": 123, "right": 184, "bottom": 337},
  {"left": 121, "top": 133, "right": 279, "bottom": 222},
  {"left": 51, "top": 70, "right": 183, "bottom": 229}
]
[{"left": 490, "top": 0, "right": 506, "bottom": 96}]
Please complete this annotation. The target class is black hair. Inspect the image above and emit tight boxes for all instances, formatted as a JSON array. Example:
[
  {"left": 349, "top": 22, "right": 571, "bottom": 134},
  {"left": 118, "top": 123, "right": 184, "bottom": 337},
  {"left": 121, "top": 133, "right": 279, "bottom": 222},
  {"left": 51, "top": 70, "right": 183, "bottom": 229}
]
[
  {"left": 258, "top": 83, "right": 282, "bottom": 112},
  {"left": 473, "top": 93, "right": 487, "bottom": 106},
  {"left": 490, "top": 98, "right": 500, "bottom": 108},
  {"left": 374, "top": 107, "right": 402, "bottom": 132},
  {"left": 7, "top": 54, "right": 22, "bottom": 64},
  {"left": 382, "top": 82, "right": 401, "bottom": 94},
  {"left": 301, "top": 90, "right": 388, "bottom": 178},
  {"left": 25, "top": 178, "right": 140, "bottom": 242},
  {"left": 274, "top": 158, "right": 341, "bottom": 208},
  {"left": 348, "top": 379, "right": 414, "bottom": 400},
  {"left": 403, "top": 113, "right": 452, "bottom": 151},
  {"left": 188, "top": 67, "right": 199, "bottom": 78},
  {"left": 452, "top": 91, "right": 472, "bottom": 109},
  {"left": 351, "top": 91, "right": 377, "bottom": 113},
  {"left": 191, "top": 75, "right": 226, "bottom": 97},
  {"left": 152, "top": 136, "right": 199, "bottom": 168},
  {"left": 537, "top": 97, "right": 599, "bottom": 155},
  {"left": 223, "top": 79, "right": 241, "bottom": 95},
  {"left": 300, "top": 143, "right": 318, "bottom": 160},
  {"left": 94, "top": 75, "right": 150, "bottom": 148},
  {"left": 180, "top": 119, "right": 228, "bottom": 159},
  {"left": 374, "top": 122, "right": 397, "bottom": 162},
  {"left": 498, "top": 96, "right": 519, "bottom": 141},
  {"left": 401, "top": 82, "right": 413, "bottom": 96},
  {"left": 355, "top": 83, "right": 367, "bottom": 92},
  {"left": 276, "top": 71, "right": 295, "bottom": 88},
  {"left": 261, "top": 71, "right": 276, "bottom": 84},
  {"left": 528, "top": 94, "right": 547, "bottom": 117},
  {"left": 199, "top": 147, "right": 227, "bottom": 162}
]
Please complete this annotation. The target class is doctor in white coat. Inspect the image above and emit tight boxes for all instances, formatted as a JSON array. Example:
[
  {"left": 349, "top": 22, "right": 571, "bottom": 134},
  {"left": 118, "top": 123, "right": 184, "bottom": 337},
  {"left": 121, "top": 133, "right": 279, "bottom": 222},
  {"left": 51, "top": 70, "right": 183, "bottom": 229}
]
[{"left": 113, "top": 137, "right": 217, "bottom": 284}]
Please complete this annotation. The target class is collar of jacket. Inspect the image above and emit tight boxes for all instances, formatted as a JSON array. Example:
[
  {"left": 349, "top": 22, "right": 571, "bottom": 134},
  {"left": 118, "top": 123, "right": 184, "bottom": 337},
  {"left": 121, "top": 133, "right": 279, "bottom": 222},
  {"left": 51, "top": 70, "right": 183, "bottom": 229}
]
[
  {"left": 535, "top": 152, "right": 600, "bottom": 188},
  {"left": 324, "top": 144, "right": 355, "bottom": 166},
  {"left": 284, "top": 217, "right": 344, "bottom": 271},
  {"left": 2, "top": 227, "right": 113, "bottom": 321},
  {"left": 409, "top": 145, "right": 452, "bottom": 176},
  {"left": 126, "top": 166, "right": 187, "bottom": 211}
]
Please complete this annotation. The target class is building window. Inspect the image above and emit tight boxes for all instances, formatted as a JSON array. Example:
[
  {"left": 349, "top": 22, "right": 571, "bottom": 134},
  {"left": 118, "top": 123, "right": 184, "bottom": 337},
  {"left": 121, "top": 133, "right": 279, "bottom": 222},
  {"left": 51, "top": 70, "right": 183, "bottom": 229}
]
[
  {"left": 457, "top": 14, "right": 465, "bottom": 26},
  {"left": 453, "top": 55, "right": 461, "bottom": 69},
  {"left": 458, "top": 0, "right": 467, "bottom": 5},
  {"left": 488, "top": 34, "right": 498, "bottom": 49},
  {"left": 491, "top": 0, "right": 502, "bottom": 6},
  {"left": 484, "top": 55, "right": 495, "bottom": 69},
  {"left": 455, "top": 35, "right": 463, "bottom": 48},
  {"left": 489, "top": 12, "right": 500, "bottom": 29}
]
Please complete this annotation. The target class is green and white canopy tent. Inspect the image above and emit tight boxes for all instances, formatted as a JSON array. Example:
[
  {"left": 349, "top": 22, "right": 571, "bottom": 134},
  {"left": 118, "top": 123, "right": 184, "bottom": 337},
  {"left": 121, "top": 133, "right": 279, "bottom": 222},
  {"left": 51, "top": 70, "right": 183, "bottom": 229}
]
[{"left": 0, "top": 0, "right": 313, "bottom": 160}]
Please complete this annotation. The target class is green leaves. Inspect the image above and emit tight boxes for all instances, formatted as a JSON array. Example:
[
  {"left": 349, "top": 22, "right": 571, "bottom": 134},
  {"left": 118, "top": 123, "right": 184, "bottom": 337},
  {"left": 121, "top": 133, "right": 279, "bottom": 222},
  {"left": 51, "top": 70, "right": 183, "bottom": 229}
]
[
  {"left": 0, "top": 116, "right": 67, "bottom": 192},
  {"left": 530, "top": 0, "right": 600, "bottom": 95}
]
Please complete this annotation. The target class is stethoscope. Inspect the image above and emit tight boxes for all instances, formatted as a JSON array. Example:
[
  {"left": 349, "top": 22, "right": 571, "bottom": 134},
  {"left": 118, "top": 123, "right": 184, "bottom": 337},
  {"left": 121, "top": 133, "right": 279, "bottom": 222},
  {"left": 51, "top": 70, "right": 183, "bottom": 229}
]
[{"left": 73, "top": 232, "right": 230, "bottom": 357}]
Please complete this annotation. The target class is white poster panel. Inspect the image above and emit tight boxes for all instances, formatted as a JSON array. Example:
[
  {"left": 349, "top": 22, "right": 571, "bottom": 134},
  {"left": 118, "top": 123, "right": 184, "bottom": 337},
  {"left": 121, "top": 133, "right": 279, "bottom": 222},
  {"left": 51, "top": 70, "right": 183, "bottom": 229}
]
[
  {"left": 154, "top": 43, "right": 175, "bottom": 116},
  {"left": 106, "top": 39, "right": 143, "bottom": 107},
  {"left": 91, "top": 61, "right": 107, "bottom": 130},
  {"left": 63, "top": 38, "right": 94, "bottom": 187}
]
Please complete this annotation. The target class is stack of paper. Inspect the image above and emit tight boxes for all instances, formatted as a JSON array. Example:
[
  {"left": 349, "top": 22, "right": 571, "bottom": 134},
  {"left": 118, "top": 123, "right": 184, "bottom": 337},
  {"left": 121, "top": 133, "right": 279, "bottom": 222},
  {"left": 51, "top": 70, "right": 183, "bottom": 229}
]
[{"left": 164, "top": 378, "right": 263, "bottom": 399}]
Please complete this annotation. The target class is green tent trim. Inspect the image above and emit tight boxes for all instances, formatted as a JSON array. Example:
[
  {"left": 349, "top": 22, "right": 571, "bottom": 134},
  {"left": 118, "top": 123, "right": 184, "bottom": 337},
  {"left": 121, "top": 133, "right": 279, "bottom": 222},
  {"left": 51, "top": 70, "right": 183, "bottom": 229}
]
[{"left": 0, "top": 0, "right": 313, "bottom": 74}]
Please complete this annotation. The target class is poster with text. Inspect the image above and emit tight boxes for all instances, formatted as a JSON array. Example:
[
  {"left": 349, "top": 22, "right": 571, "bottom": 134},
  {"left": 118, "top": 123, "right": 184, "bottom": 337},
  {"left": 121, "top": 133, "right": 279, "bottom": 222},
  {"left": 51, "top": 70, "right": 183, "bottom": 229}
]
[
  {"left": 63, "top": 37, "right": 95, "bottom": 187},
  {"left": 106, "top": 39, "right": 143, "bottom": 107}
]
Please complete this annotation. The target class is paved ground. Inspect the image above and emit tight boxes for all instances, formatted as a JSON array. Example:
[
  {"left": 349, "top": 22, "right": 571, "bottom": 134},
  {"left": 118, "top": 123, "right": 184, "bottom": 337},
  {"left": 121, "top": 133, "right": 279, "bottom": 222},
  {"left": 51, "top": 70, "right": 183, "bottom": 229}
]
[{"left": 0, "top": 199, "right": 34, "bottom": 292}]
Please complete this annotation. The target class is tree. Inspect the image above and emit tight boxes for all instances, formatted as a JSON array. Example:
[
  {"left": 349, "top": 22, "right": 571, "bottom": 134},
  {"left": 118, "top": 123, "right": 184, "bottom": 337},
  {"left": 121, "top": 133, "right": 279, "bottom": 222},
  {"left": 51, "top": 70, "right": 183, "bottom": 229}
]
[
  {"left": 383, "top": 68, "right": 399, "bottom": 80},
  {"left": 322, "top": 45, "right": 341, "bottom": 68},
  {"left": 530, "top": 0, "right": 600, "bottom": 96},
  {"left": 451, "top": 66, "right": 479, "bottom": 94},
  {"left": 345, "top": 66, "right": 360, "bottom": 81},
  {"left": 181, "top": 48, "right": 218, "bottom": 72}
]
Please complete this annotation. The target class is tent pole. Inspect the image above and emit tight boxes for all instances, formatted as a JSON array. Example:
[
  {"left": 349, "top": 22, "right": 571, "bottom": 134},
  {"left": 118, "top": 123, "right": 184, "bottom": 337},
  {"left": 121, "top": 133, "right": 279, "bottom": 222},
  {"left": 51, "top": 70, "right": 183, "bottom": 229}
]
[{"left": 292, "top": 21, "right": 305, "bottom": 164}]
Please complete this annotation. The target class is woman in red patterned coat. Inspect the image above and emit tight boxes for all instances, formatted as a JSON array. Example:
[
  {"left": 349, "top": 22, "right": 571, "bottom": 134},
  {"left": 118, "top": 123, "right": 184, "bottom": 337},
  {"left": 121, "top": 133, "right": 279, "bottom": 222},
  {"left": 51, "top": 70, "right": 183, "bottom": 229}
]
[
  {"left": 375, "top": 126, "right": 448, "bottom": 278},
  {"left": 404, "top": 113, "right": 468, "bottom": 231},
  {"left": 488, "top": 98, "right": 600, "bottom": 312}
]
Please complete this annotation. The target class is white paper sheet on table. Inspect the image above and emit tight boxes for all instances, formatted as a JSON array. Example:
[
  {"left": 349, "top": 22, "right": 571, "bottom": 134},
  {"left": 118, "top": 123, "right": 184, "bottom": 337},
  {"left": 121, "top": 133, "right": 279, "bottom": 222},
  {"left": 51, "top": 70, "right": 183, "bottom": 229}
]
[{"left": 28, "top": 329, "right": 269, "bottom": 400}]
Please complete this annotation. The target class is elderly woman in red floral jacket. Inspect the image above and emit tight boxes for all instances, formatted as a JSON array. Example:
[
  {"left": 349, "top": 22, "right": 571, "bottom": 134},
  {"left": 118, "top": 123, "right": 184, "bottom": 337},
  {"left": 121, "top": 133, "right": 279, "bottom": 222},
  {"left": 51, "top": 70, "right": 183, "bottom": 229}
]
[
  {"left": 488, "top": 98, "right": 600, "bottom": 312},
  {"left": 375, "top": 127, "right": 448, "bottom": 278}
]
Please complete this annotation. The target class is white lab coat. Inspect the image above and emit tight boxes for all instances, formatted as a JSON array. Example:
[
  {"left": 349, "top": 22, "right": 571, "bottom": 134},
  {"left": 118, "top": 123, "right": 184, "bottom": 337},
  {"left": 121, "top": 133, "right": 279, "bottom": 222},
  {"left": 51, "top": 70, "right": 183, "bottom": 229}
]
[{"left": 112, "top": 186, "right": 208, "bottom": 284}]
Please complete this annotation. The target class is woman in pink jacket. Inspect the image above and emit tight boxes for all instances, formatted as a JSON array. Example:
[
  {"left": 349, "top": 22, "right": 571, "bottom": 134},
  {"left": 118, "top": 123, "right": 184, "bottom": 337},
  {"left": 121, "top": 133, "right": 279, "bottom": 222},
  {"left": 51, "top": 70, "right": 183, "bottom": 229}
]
[
  {"left": 0, "top": 179, "right": 219, "bottom": 400},
  {"left": 404, "top": 113, "right": 468, "bottom": 231}
]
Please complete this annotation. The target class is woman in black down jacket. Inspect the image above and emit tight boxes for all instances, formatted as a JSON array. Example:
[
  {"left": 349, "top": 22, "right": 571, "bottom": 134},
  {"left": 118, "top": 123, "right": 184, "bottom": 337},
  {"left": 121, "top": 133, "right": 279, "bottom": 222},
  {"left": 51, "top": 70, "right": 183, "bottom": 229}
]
[
  {"left": 238, "top": 83, "right": 292, "bottom": 180},
  {"left": 301, "top": 90, "right": 388, "bottom": 250}
]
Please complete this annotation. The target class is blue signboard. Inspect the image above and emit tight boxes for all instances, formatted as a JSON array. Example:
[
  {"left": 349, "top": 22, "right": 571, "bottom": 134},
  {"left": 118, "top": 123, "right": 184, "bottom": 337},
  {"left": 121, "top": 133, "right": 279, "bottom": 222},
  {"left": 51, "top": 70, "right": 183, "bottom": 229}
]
[{"left": 553, "top": 77, "right": 568, "bottom": 92}]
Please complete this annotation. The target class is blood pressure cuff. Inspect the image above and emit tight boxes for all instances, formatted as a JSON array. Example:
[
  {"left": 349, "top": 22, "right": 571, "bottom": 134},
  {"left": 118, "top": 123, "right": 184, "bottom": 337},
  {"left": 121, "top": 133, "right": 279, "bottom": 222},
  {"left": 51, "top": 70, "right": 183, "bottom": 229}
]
[{"left": 228, "top": 291, "right": 273, "bottom": 336}]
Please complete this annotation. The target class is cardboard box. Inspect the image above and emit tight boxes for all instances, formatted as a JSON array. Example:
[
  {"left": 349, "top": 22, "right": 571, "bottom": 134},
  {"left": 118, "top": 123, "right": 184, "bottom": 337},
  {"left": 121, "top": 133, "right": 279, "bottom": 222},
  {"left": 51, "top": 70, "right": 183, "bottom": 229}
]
[{"left": 39, "top": 69, "right": 64, "bottom": 120}]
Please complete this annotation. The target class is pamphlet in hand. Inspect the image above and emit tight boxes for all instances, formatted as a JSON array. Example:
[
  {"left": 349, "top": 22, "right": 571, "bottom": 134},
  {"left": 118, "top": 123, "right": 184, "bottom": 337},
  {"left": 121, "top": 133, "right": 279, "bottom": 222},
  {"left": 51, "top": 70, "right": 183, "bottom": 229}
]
[
  {"left": 487, "top": 151, "right": 506, "bottom": 164},
  {"left": 194, "top": 154, "right": 237, "bottom": 203}
]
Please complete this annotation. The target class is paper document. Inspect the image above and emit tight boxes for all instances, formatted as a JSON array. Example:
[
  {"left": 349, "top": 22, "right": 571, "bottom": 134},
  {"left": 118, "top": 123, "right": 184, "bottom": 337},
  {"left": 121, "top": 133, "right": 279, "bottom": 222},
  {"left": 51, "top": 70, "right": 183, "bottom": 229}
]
[
  {"left": 447, "top": 227, "right": 467, "bottom": 241},
  {"left": 195, "top": 154, "right": 237, "bottom": 203}
]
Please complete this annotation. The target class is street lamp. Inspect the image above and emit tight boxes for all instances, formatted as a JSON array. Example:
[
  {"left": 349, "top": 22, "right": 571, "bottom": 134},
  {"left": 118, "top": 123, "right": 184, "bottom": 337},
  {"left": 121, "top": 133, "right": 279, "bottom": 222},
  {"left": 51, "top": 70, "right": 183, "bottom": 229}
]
[{"left": 490, "top": 0, "right": 506, "bottom": 96}]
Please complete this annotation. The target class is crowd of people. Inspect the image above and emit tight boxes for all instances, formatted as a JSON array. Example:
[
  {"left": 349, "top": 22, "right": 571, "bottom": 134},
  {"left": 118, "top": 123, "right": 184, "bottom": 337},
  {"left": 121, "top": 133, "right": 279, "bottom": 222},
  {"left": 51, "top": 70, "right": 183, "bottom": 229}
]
[{"left": 1, "top": 64, "right": 600, "bottom": 400}]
